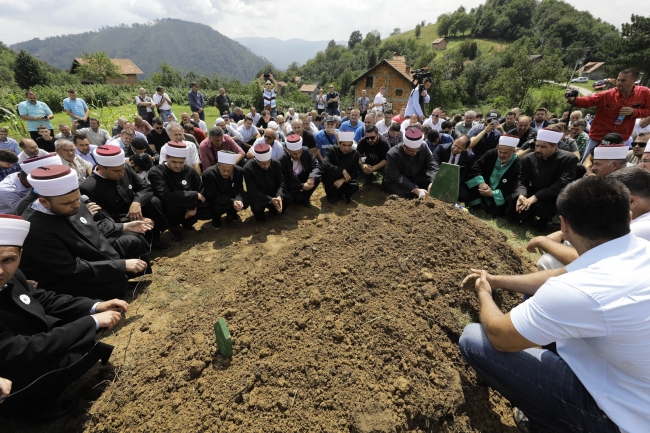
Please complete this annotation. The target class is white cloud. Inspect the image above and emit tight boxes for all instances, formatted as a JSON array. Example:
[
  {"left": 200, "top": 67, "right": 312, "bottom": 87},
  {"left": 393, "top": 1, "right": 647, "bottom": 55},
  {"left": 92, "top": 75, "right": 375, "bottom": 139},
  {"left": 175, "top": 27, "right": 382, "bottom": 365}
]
[{"left": 0, "top": 0, "right": 647, "bottom": 46}]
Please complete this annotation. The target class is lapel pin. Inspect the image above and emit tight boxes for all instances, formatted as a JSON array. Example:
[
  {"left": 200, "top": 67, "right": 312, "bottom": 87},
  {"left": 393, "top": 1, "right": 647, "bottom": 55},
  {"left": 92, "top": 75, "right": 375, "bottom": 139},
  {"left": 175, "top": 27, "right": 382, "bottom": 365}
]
[
  {"left": 80, "top": 217, "right": 88, "bottom": 224},
  {"left": 19, "top": 294, "right": 30, "bottom": 305}
]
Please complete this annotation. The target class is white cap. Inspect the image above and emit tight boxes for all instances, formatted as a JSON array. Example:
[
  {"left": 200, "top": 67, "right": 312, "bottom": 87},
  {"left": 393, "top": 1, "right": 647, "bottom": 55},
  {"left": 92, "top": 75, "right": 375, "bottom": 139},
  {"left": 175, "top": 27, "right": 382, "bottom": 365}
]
[
  {"left": 536, "top": 128, "right": 563, "bottom": 144},
  {"left": 403, "top": 129, "right": 423, "bottom": 149},
  {"left": 215, "top": 118, "right": 225, "bottom": 125},
  {"left": 217, "top": 150, "right": 238, "bottom": 165},
  {"left": 166, "top": 142, "right": 188, "bottom": 158},
  {"left": 339, "top": 131, "right": 355, "bottom": 143},
  {"left": 253, "top": 143, "right": 272, "bottom": 162},
  {"left": 594, "top": 145, "right": 628, "bottom": 160},
  {"left": 93, "top": 145, "right": 125, "bottom": 167},
  {"left": 267, "top": 121, "right": 278, "bottom": 130},
  {"left": 498, "top": 134, "right": 519, "bottom": 148},
  {"left": 286, "top": 134, "right": 303, "bottom": 151},
  {"left": 644, "top": 145, "right": 650, "bottom": 154},
  {"left": 27, "top": 165, "right": 79, "bottom": 197},
  {"left": 19, "top": 154, "right": 62, "bottom": 175},
  {"left": 0, "top": 215, "right": 30, "bottom": 247}
]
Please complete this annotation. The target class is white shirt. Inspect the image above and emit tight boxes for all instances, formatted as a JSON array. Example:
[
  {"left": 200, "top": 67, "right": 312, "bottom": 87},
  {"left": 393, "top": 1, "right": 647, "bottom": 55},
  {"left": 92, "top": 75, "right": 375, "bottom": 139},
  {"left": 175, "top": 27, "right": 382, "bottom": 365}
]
[
  {"left": 0, "top": 172, "right": 31, "bottom": 214},
  {"left": 400, "top": 119, "right": 418, "bottom": 131},
  {"left": 18, "top": 149, "right": 50, "bottom": 162},
  {"left": 376, "top": 119, "right": 392, "bottom": 135},
  {"left": 159, "top": 141, "right": 201, "bottom": 168},
  {"left": 373, "top": 92, "right": 386, "bottom": 111},
  {"left": 198, "top": 120, "right": 208, "bottom": 133},
  {"left": 252, "top": 138, "right": 284, "bottom": 159},
  {"left": 315, "top": 94, "right": 327, "bottom": 109},
  {"left": 511, "top": 233, "right": 650, "bottom": 433},
  {"left": 249, "top": 113, "right": 261, "bottom": 125},
  {"left": 633, "top": 118, "right": 650, "bottom": 138},
  {"left": 237, "top": 124, "right": 259, "bottom": 142},
  {"left": 423, "top": 117, "right": 442, "bottom": 131},
  {"left": 404, "top": 87, "right": 429, "bottom": 118},
  {"left": 631, "top": 211, "right": 650, "bottom": 241},
  {"left": 152, "top": 92, "right": 172, "bottom": 110}
]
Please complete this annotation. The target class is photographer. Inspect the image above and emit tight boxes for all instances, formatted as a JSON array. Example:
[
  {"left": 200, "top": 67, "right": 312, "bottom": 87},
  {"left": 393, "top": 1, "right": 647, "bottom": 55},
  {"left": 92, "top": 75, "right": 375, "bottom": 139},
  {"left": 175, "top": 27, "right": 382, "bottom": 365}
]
[
  {"left": 468, "top": 111, "right": 504, "bottom": 159},
  {"left": 405, "top": 77, "right": 432, "bottom": 122},
  {"left": 567, "top": 67, "right": 650, "bottom": 162},
  {"left": 257, "top": 74, "right": 279, "bottom": 117}
]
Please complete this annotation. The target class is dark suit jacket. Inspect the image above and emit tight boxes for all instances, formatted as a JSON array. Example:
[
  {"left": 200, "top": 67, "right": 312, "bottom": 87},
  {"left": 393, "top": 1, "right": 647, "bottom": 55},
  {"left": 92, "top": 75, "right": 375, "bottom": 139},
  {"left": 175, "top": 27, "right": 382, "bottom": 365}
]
[
  {"left": 21, "top": 204, "right": 127, "bottom": 295},
  {"left": 148, "top": 163, "right": 202, "bottom": 211},
  {"left": 202, "top": 164, "right": 247, "bottom": 208},
  {"left": 432, "top": 143, "right": 475, "bottom": 182},
  {"left": 243, "top": 159, "right": 285, "bottom": 203},
  {"left": 514, "top": 149, "right": 578, "bottom": 202},
  {"left": 278, "top": 147, "right": 321, "bottom": 193},
  {"left": 0, "top": 270, "right": 98, "bottom": 379},
  {"left": 322, "top": 146, "right": 360, "bottom": 181},
  {"left": 384, "top": 143, "right": 438, "bottom": 192},
  {"left": 80, "top": 164, "right": 154, "bottom": 220}
]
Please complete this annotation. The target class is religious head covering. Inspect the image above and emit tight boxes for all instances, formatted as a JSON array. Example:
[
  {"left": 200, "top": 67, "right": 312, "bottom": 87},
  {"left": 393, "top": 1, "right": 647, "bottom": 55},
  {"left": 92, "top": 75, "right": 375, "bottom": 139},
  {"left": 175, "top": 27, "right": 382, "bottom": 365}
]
[
  {"left": 498, "top": 134, "right": 519, "bottom": 148},
  {"left": 644, "top": 144, "right": 650, "bottom": 154},
  {"left": 594, "top": 144, "right": 628, "bottom": 160},
  {"left": 93, "top": 145, "right": 125, "bottom": 167},
  {"left": 19, "top": 154, "right": 62, "bottom": 175},
  {"left": 600, "top": 132, "right": 623, "bottom": 145},
  {"left": 403, "top": 128, "right": 424, "bottom": 149},
  {"left": 536, "top": 128, "right": 563, "bottom": 144},
  {"left": 253, "top": 143, "right": 272, "bottom": 162},
  {"left": 0, "top": 214, "right": 30, "bottom": 247},
  {"left": 286, "top": 134, "right": 303, "bottom": 151},
  {"left": 166, "top": 141, "right": 188, "bottom": 158},
  {"left": 27, "top": 165, "right": 78, "bottom": 197},
  {"left": 215, "top": 118, "right": 225, "bottom": 125},
  {"left": 267, "top": 121, "right": 278, "bottom": 131},
  {"left": 326, "top": 116, "right": 337, "bottom": 124},
  {"left": 217, "top": 150, "right": 238, "bottom": 165},
  {"left": 339, "top": 131, "right": 354, "bottom": 143}
]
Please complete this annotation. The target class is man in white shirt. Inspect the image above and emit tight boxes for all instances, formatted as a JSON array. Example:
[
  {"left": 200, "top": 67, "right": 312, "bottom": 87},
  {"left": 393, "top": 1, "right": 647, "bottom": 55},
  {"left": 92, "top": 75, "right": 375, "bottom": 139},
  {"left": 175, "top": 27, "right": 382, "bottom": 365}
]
[
  {"left": 17, "top": 138, "right": 48, "bottom": 162},
  {"left": 245, "top": 128, "right": 284, "bottom": 161},
  {"left": 373, "top": 86, "right": 386, "bottom": 112},
  {"left": 422, "top": 107, "right": 443, "bottom": 131},
  {"left": 633, "top": 115, "right": 650, "bottom": 139},
  {"left": 158, "top": 123, "right": 201, "bottom": 175},
  {"left": 72, "top": 118, "right": 111, "bottom": 146},
  {"left": 152, "top": 86, "right": 174, "bottom": 122},
  {"left": 459, "top": 175, "right": 650, "bottom": 433},
  {"left": 376, "top": 109, "right": 394, "bottom": 135},
  {"left": 610, "top": 167, "right": 650, "bottom": 240},
  {"left": 237, "top": 116, "right": 261, "bottom": 151}
]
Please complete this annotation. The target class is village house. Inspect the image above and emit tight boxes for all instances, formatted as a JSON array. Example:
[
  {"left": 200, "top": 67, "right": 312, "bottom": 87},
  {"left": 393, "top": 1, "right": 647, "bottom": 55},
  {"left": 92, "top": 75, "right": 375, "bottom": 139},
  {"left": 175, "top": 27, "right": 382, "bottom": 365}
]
[
  {"left": 70, "top": 58, "right": 143, "bottom": 85},
  {"left": 431, "top": 38, "right": 448, "bottom": 50}
]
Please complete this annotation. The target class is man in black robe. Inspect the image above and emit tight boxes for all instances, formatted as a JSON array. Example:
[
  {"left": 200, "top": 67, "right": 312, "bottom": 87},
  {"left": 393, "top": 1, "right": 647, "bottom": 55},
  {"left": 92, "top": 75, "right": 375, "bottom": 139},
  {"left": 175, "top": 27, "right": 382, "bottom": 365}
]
[
  {"left": 322, "top": 131, "right": 360, "bottom": 204},
  {"left": 0, "top": 214, "right": 127, "bottom": 421},
  {"left": 465, "top": 134, "right": 522, "bottom": 215},
  {"left": 80, "top": 146, "right": 170, "bottom": 250},
  {"left": 384, "top": 128, "right": 438, "bottom": 199},
  {"left": 243, "top": 143, "right": 288, "bottom": 222},
  {"left": 148, "top": 141, "right": 210, "bottom": 241},
  {"left": 278, "top": 134, "right": 321, "bottom": 207},
  {"left": 202, "top": 150, "right": 248, "bottom": 229},
  {"left": 20, "top": 165, "right": 149, "bottom": 300},
  {"left": 509, "top": 128, "right": 578, "bottom": 231}
]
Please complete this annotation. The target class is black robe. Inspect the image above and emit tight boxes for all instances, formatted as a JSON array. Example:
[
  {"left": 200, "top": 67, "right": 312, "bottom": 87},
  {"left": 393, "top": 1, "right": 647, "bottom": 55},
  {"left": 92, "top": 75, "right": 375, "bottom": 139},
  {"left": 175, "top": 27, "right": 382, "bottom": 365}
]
[
  {"left": 278, "top": 147, "right": 321, "bottom": 199},
  {"left": 0, "top": 270, "right": 112, "bottom": 413},
  {"left": 202, "top": 164, "right": 248, "bottom": 216},
  {"left": 384, "top": 144, "right": 438, "bottom": 198},
  {"left": 322, "top": 145, "right": 360, "bottom": 199},
  {"left": 21, "top": 204, "right": 128, "bottom": 300},
  {"left": 465, "top": 148, "right": 522, "bottom": 214},
  {"left": 243, "top": 158, "right": 286, "bottom": 212}
]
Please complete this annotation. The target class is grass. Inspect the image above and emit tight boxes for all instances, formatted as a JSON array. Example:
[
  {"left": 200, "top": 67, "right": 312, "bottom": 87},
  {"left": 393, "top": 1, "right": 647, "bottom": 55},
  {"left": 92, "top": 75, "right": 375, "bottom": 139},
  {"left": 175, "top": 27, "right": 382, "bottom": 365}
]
[
  {"left": 569, "top": 79, "right": 596, "bottom": 91},
  {"left": 386, "top": 22, "right": 507, "bottom": 52}
]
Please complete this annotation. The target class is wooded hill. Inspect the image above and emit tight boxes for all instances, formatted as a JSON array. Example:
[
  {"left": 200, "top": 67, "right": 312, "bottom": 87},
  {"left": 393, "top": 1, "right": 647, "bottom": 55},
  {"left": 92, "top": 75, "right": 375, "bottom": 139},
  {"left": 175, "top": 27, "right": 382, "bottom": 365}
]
[{"left": 10, "top": 19, "right": 269, "bottom": 82}]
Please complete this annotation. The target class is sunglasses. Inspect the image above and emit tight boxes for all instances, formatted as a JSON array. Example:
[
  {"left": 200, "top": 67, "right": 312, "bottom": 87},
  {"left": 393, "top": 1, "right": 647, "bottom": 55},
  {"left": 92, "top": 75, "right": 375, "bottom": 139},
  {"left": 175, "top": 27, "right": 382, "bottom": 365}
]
[
  {"left": 432, "top": 114, "right": 439, "bottom": 117},
  {"left": 366, "top": 135, "right": 377, "bottom": 140},
  {"left": 632, "top": 141, "right": 647, "bottom": 147}
]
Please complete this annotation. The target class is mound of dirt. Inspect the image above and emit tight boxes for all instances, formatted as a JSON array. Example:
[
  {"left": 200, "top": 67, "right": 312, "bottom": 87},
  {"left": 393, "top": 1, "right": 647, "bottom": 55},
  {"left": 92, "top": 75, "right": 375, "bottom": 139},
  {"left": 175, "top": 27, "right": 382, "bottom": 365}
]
[{"left": 86, "top": 197, "right": 530, "bottom": 432}]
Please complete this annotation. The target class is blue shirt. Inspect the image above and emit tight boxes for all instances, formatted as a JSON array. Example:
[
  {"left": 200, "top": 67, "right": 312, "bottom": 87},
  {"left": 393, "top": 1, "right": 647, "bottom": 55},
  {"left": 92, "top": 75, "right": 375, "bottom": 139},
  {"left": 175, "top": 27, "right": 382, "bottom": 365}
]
[
  {"left": 0, "top": 137, "right": 20, "bottom": 154},
  {"left": 0, "top": 162, "right": 20, "bottom": 182},
  {"left": 63, "top": 97, "right": 88, "bottom": 121},
  {"left": 76, "top": 145, "right": 97, "bottom": 165},
  {"left": 439, "top": 133, "right": 454, "bottom": 145},
  {"left": 315, "top": 129, "right": 339, "bottom": 157},
  {"left": 17, "top": 100, "right": 53, "bottom": 132},
  {"left": 340, "top": 120, "right": 362, "bottom": 134},
  {"left": 354, "top": 127, "right": 365, "bottom": 143}
]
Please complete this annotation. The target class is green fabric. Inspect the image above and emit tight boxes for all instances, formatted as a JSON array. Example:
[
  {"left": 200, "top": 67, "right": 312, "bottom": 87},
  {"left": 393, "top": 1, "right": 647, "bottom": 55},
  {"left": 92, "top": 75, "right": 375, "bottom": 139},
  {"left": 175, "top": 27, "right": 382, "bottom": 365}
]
[
  {"left": 485, "top": 154, "right": 517, "bottom": 207},
  {"left": 466, "top": 175, "right": 485, "bottom": 189}
]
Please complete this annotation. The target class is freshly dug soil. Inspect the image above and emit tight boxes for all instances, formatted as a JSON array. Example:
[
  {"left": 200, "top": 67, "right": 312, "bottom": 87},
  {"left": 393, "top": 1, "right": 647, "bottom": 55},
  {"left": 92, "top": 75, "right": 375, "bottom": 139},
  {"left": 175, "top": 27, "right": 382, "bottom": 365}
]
[{"left": 79, "top": 196, "right": 530, "bottom": 433}]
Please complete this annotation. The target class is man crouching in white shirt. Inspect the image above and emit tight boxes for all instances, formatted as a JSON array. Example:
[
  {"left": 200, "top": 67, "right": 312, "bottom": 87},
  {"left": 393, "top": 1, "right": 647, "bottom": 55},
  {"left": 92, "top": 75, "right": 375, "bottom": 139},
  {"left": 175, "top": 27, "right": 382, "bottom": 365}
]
[{"left": 459, "top": 175, "right": 650, "bottom": 433}]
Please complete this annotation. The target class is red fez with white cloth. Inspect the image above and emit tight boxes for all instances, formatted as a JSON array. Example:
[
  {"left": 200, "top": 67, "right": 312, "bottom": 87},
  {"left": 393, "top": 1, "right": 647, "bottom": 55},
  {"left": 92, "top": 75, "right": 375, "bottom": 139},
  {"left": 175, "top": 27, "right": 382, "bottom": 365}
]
[
  {"left": 286, "top": 134, "right": 303, "bottom": 151},
  {"left": 94, "top": 145, "right": 125, "bottom": 167},
  {"left": 0, "top": 214, "right": 30, "bottom": 247},
  {"left": 253, "top": 143, "right": 272, "bottom": 162},
  {"left": 499, "top": 134, "right": 519, "bottom": 148},
  {"left": 536, "top": 128, "right": 563, "bottom": 144},
  {"left": 27, "top": 165, "right": 78, "bottom": 197},
  {"left": 403, "top": 128, "right": 424, "bottom": 149},
  {"left": 217, "top": 150, "right": 238, "bottom": 165},
  {"left": 166, "top": 141, "right": 188, "bottom": 158}
]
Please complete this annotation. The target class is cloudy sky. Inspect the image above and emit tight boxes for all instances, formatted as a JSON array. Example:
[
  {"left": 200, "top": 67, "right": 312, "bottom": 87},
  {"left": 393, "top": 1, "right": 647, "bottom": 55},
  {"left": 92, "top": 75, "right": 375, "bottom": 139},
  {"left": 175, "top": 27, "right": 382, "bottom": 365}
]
[{"left": 0, "top": 0, "right": 647, "bottom": 46}]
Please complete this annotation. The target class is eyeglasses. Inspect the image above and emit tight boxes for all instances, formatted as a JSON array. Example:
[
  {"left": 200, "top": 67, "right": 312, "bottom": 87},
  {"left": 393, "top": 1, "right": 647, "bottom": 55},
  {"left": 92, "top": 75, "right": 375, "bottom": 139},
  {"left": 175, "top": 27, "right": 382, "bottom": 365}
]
[
  {"left": 432, "top": 114, "right": 439, "bottom": 118},
  {"left": 640, "top": 159, "right": 650, "bottom": 164},
  {"left": 632, "top": 141, "right": 647, "bottom": 147},
  {"left": 366, "top": 135, "right": 377, "bottom": 140}
]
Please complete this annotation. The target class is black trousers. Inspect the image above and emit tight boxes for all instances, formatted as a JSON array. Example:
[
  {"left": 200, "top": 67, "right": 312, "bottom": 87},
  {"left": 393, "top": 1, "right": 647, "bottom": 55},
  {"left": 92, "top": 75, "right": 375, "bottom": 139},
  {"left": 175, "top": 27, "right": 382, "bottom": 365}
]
[
  {"left": 0, "top": 340, "right": 113, "bottom": 415},
  {"left": 209, "top": 201, "right": 249, "bottom": 226},
  {"left": 323, "top": 177, "right": 359, "bottom": 200},
  {"left": 385, "top": 173, "right": 430, "bottom": 199},
  {"left": 250, "top": 196, "right": 290, "bottom": 221},
  {"left": 165, "top": 202, "right": 213, "bottom": 228},
  {"left": 288, "top": 179, "right": 321, "bottom": 203},
  {"left": 113, "top": 197, "right": 169, "bottom": 243}
]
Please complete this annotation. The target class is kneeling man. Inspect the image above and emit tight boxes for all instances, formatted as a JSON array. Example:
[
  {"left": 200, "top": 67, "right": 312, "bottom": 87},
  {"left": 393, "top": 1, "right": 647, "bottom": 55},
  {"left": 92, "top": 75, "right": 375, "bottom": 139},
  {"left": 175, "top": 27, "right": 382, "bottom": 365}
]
[
  {"left": 278, "top": 134, "right": 321, "bottom": 207},
  {"left": 202, "top": 150, "right": 248, "bottom": 229}
]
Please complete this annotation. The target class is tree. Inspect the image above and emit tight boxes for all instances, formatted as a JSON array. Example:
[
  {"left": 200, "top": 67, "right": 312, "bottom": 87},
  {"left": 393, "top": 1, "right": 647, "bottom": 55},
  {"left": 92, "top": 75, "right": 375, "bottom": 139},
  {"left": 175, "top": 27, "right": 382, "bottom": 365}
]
[
  {"left": 390, "top": 28, "right": 401, "bottom": 36},
  {"left": 367, "top": 50, "right": 377, "bottom": 69},
  {"left": 604, "top": 14, "right": 650, "bottom": 86},
  {"left": 437, "top": 14, "right": 452, "bottom": 38},
  {"left": 75, "top": 51, "right": 122, "bottom": 84},
  {"left": 415, "top": 24, "right": 422, "bottom": 39},
  {"left": 13, "top": 49, "right": 48, "bottom": 89},
  {"left": 348, "top": 30, "right": 363, "bottom": 49},
  {"left": 149, "top": 62, "right": 183, "bottom": 88}
]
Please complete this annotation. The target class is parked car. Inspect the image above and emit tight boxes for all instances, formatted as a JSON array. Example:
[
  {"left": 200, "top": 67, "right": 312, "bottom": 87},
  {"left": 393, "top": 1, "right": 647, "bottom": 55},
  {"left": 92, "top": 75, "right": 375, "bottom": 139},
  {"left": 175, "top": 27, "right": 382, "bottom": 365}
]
[
  {"left": 571, "top": 77, "right": 589, "bottom": 83},
  {"left": 592, "top": 79, "right": 606, "bottom": 88}
]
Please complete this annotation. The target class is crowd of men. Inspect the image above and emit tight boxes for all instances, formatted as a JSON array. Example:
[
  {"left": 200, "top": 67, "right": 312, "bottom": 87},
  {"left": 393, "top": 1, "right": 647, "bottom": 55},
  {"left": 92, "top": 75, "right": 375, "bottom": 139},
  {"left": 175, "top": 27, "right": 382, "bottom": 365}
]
[{"left": 0, "top": 66, "right": 649, "bottom": 430}]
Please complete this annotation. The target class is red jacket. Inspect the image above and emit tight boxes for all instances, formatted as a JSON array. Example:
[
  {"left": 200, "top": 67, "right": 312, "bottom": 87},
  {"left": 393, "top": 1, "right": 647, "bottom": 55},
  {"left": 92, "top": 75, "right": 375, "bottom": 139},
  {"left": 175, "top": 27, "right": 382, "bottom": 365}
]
[{"left": 574, "top": 86, "right": 650, "bottom": 141}]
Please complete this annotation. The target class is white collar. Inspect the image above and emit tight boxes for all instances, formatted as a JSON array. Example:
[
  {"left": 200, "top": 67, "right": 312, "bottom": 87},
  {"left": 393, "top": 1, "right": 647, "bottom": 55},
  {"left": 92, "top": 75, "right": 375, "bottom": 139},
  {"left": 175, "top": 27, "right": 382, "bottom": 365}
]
[
  {"left": 31, "top": 199, "right": 55, "bottom": 215},
  {"left": 566, "top": 233, "right": 638, "bottom": 272}
]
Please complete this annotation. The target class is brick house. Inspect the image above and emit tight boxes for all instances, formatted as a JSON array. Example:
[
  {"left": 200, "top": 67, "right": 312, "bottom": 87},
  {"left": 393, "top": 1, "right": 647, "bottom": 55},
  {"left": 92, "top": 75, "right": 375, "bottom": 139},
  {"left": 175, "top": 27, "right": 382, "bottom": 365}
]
[
  {"left": 70, "top": 58, "right": 143, "bottom": 84},
  {"left": 349, "top": 55, "right": 415, "bottom": 114},
  {"left": 431, "top": 38, "right": 448, "bottom": 50}
]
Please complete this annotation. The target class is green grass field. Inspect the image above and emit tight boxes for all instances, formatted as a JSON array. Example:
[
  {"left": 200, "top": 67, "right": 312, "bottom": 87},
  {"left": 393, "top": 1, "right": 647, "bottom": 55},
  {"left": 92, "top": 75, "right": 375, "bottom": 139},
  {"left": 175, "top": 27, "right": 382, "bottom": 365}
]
[
  {"left": 386, "top": 22, "right": 507, "bottom": 52},
  {"left": 569, "top": 79, "right": 596, "bottom": 91}
]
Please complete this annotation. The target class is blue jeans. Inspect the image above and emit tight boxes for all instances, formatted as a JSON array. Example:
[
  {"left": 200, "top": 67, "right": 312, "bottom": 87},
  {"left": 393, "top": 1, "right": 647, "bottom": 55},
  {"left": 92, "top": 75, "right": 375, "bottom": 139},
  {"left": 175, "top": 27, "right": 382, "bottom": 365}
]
[
  {"left": 159, "top": 109, "right": 174, "bottom": 122},
  {"left": 459, "top": 324, "right": 620, "bottom": 432}
]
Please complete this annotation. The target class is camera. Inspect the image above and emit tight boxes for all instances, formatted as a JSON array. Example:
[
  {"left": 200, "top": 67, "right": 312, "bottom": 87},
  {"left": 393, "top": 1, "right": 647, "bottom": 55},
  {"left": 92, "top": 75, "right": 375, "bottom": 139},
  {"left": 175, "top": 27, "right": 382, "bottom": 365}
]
[
  {"left": 412, "top": 68, "right": 432, "bottom": 86},
  {"left": 263, "top": 73, "right": 270, "bottom": 80},
  {"left": 565, "top": 89, "right": 579, "bottom": 98}
]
